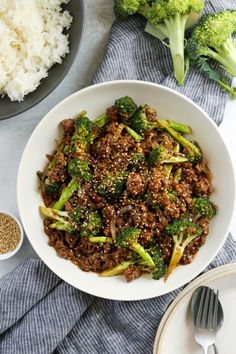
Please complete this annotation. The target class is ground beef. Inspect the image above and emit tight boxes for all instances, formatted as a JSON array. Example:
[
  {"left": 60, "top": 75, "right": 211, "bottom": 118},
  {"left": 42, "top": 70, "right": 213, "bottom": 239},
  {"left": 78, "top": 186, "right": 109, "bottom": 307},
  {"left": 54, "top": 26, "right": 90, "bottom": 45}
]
[
  {"left": 40, "top": 103, "right": 216, "bottom": 282},
  {"left": 123, "top": 265, "right": 142, "bottom": 282}
]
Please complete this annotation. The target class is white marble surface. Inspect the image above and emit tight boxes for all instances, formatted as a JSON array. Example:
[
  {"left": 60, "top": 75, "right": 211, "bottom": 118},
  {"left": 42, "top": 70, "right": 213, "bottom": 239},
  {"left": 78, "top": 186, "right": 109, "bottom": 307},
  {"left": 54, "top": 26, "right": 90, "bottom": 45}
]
[{"left": 0, "top": 1, "right": 235, "bottom": 279}]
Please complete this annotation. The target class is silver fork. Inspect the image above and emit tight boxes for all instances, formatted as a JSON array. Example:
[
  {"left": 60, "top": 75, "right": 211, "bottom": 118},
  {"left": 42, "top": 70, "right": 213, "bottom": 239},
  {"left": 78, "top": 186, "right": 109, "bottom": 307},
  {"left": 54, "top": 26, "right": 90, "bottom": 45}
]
[{"left": 194, "top": 287, "right": 219, "bottom": 354}]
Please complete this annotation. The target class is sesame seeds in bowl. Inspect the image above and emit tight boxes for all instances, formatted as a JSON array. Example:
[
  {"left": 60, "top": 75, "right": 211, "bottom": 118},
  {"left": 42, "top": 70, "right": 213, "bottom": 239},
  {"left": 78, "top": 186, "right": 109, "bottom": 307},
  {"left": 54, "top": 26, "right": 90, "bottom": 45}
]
[{"left": 0, "top": 212, "right": 24, "bottom": 260}]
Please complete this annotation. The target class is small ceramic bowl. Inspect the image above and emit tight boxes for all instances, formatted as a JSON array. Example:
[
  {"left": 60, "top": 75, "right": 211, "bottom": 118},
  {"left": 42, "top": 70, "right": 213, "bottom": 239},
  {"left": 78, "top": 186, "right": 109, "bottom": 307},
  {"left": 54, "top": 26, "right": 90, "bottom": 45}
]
[{"left": 0, "top": 212, "right": 24, "bottom": 260}]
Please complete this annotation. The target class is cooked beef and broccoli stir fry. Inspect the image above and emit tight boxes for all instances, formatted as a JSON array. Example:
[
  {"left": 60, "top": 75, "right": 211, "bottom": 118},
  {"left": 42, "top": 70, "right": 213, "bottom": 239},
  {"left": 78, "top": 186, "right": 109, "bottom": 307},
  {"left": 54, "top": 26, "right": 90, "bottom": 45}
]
[{"left": 38, "top": 96, "right": 217, "bottom": 282}]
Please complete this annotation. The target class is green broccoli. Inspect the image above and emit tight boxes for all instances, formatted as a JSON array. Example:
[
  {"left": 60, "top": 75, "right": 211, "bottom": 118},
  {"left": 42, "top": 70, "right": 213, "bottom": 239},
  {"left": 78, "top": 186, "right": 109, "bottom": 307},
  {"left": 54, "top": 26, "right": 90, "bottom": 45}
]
[
  {"left": 115, "top": 0, "right": 204, "bottom": 85},
  {"left": 80, "top": 212, "right": 103, "bottom": 237},
  {"left": 131, "top": 105, "right": 192, "bottom": 136},
  {"left": 116, "top": 227, "right": 155, "bottom": 267},
  {"left": 158, "top": 119, "right": 202, "bottom": 163},
  {"left": 165, "top": 219, "right": 203, "bottom": 280},
  {"left": 187, "top": 11, "right": 236, "bottom": 96},
  {"left": 124, "top": 125, "right": 143, "bottom": 142},
  {"left": 89, "top": 236, "right": 113, "bottom": 243},
  {"left": 100, "top": 261, "right": 134, "bottom": 277},
  {"left": 188, "top": 11, "right": 236, "bottom": 77},
  {"left": 53, "top": 179, "right": 80, "bottom": 210},
  {"left": 192, "top": 197, "right": 217, "bottom": 221},
  {"left": 97, "top": 171, "right": 128, "bottom": 199},
  {"left": 68, "top": 159, "right": 92, "bottom": 182},
  {"left": 70, "top": 112, "right": 97, "bottom": 155},
  {"left": 94, "top": 113, "right": 109, "bottom": 128},
  {"left": 39, "top": 206, "right": 82, "bottom": 233},
  {"left": 43, "top": 181, "right": 61, "bottom": 196},
  {"left": 148, "top": 145, "right": 188, "bottom": 167},
  {"left": 149, "top": 246, "right": 167, "bottom": 280},
  {"left": 114, "top": 95, "right": 138, "bottom": 118}
]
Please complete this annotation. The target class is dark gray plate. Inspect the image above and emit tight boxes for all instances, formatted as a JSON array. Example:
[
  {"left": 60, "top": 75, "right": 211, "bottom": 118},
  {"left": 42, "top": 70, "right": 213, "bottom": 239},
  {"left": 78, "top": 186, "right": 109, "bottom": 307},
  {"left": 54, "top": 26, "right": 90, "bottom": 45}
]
[{"left": 0, "top": 0, "right": 84, "bottom": 121}]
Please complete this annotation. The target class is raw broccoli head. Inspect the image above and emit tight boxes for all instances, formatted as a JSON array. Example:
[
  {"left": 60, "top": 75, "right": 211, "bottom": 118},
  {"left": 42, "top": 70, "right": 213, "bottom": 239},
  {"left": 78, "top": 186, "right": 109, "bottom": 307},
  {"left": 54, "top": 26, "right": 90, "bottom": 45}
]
[
  {"left": 114, "top": 96, "right": 138, "bottom": 118},
  {"left": 68, "top": 159, "right": 92, "bottom": 182},
  {"left": 145, "top": 0, "right": 204, "bottom": 85},
  {"left": 192, "top": 197, "right": 217, "bottom": 220},
  {"left": 114, "top": 0, "right": 149, "bottom": 19},
  {"left": 188, "top": 10, "right": 236, "bottom": 77},
  {"left": 147, "top": 0, "right": 204, "bottom": 25},
  {"left": 116, "top": 227, "right": 142, "bottom": 248}
]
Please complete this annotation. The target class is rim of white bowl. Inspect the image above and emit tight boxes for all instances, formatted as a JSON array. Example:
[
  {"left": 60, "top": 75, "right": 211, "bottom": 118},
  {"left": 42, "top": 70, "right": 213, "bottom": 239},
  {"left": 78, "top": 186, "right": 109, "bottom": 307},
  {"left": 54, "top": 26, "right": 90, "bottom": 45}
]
[
  {"left": 0, "top": 211, "right": 24, "bottom": 260},
  {"left": 17, "top": 80, "right": 236, "bottom": 300}
]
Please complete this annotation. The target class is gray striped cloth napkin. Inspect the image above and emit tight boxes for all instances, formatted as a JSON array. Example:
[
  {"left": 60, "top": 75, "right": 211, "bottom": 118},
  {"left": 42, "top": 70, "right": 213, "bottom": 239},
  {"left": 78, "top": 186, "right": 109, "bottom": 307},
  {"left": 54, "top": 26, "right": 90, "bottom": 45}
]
[{"left": 1, "top": 1, "right": 236, "bottom": 353}]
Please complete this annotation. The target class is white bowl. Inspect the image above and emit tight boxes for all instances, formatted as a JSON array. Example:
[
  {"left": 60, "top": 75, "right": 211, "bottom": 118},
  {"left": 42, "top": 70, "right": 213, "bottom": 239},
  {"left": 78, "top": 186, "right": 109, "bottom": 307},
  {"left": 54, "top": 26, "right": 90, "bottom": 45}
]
[
  {"left": 17, "top": 80, "right": 236, "bottom": 301},
  {"left": 0, "top": 212, "right": 24, "bottom": 260}
]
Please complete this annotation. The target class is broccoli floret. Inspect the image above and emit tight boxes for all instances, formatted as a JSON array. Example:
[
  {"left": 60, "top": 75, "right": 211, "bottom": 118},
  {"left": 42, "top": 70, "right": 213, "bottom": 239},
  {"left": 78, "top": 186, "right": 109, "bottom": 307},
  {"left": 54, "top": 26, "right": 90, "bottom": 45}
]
[
  {"left": 115, "top": 0, "right": 204, "bottom": 85},
  {"left": 131, "top": 105, "right": 192, "bottom": 136},
  {"left": 97, "top": 171, "right": 128, "bottom": 199},
  {"left": 114, "top": 0, "right": 150, "bottom": 19},
  {"left": 39, "top": 206, "right": 82, "bottom": 233},
  {"left": 70, "top": 112, "right": 97, "bottom": 156},
  {"left": 80, "top": 212, "right": 103, "bottom": 237},
  {"left": 68, "top": 159, "right": 92, "bottom": 182},
  {"left": 188, "top": 11, "right": 236, "bottom": 79},
  {"left": 149, "top": 247, "right": 167, "bottom": 280},
  {"left": 44, "top": 182, "right": 61, "bottom": 196},
  {"left": 114, "top": 96, "right": 138, "bottom": 118},
  {"left": 53, "top": 179, "right": 80, "bottom": 210},
  {"left": 116, "top": 227, "right": 155, "bottom": 267},
  {"left": 148, "top": 145, "right": 188, "bottom": 167},
  {"left": 192, "top": 197, "right": 217, "bottom": 221},
  {"left": 165, "top": 219, "right": 203, "bottom": 280}
]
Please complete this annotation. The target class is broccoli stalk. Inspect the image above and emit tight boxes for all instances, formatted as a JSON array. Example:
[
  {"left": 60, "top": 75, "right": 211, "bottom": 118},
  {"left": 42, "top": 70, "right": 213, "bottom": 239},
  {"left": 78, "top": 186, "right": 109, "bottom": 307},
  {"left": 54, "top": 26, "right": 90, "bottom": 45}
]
[
  {"left": 124, "top": 125, "right": 143, "bottom": 142},
  {"left": 131, "top": 105, "right": 192, "bottom": 136},
  {"left": 53, "top": 179, "right": 80, "bottom": 210},
  {"left": 158, "top": 119, "right": 202, "bottom": 163},
  {"left": 187, "top": 11, "right": 236, "bottom": 95},
  {"left": 164, "top": 220, "right": 203, "bottom": 280},
  {"left": 115, "top": 0, "right": 204, "bottom": 85},
  {"left": 100, "top": 261, "right": 134, "bottom": 277},
  {"left": 39, "top": 206, "right": 82, "bottom": 233},
  {"left": 116, "top": 227, "right": 155, "bottom": 268},
  {"left": 89, "top": 236, "right": 112, "bottom": 243},
  {"left": 94, "top": 113, "right": 109, "bottom": 128},
  {"left": 192, "top": 197, "right": 217, "bottom": 221}
]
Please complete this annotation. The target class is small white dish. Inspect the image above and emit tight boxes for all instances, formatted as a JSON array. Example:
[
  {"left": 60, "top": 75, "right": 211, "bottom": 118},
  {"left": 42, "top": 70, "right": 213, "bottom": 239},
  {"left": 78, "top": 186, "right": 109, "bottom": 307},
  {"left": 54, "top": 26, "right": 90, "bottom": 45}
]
[{"left": 0, "top": 212, "right": 24, "bottom": 260}]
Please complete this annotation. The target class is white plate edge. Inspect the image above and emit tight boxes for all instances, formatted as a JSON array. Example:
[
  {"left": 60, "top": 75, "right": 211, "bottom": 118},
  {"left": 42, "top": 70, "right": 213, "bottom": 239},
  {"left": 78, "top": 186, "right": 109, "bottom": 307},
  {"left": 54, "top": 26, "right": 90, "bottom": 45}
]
[{"left": 153, "top": 263, "right": 236, "bottom": 354}]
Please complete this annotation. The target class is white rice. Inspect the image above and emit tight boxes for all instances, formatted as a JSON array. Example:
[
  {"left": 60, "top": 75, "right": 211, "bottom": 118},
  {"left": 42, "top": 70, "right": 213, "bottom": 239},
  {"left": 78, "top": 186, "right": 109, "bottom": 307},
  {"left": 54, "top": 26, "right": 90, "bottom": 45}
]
[{"left": 0, "top": 0, "right": 72, "bottom": 101}]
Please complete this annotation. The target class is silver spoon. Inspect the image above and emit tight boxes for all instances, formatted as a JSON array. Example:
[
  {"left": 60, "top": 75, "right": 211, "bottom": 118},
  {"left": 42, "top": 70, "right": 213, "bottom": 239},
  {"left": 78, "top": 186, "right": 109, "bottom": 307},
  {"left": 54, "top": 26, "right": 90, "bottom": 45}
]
[{"left": 191, "top": 286, "right": 224, "bottom": 354}]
